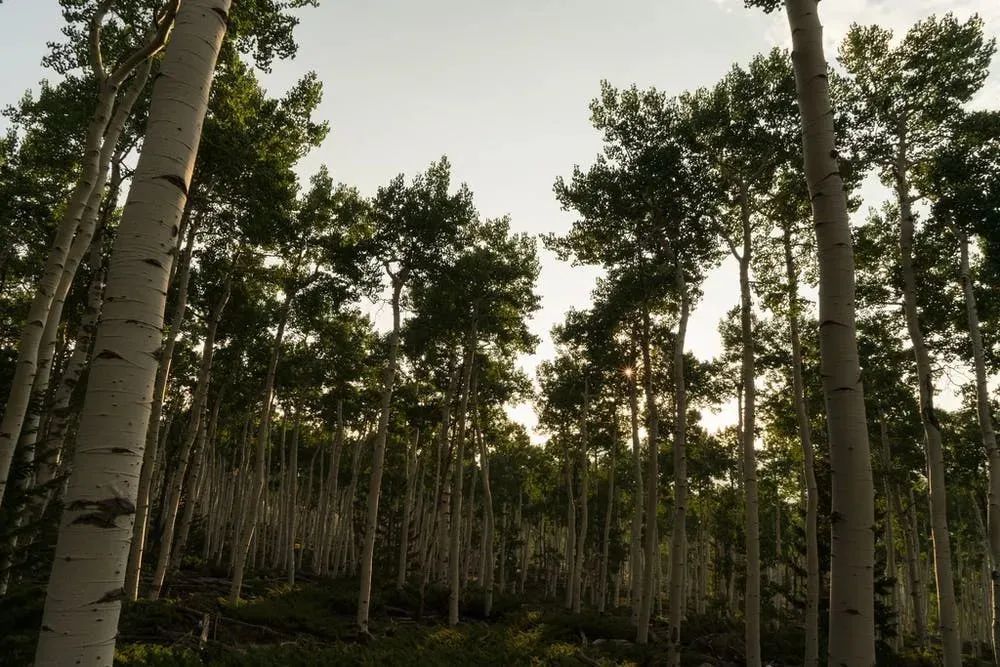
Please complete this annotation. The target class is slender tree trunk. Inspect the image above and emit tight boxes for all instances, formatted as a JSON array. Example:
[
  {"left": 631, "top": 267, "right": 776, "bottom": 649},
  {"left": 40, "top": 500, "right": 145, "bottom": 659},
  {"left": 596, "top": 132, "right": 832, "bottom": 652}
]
[
  {"left": 783, "top": 1, "right": 876, "bottom": 661},
  {"left": 34, "top": 4, "right": 230, "bottom": 662},
  {"left": 125, "top": 216, "right": 198, "bottom": 600},
  {"left": 782, "top": 223, "right": 820, "bottom": 667},
  {"left": 627, "top": 364, "right": 644, "bottom": 624},
  {"left": 20, "top": 63, "right": 152, "bottom": 516},
  {"left": 356, "top": 278, "right": 403, "bottom": 633},
  {"left": 736, "top": 197, "right": 761, "bottom": 667},
  {"left": 572, "top": 379, "right": 590, "bottom": 614},
  {"left": 666, "top": 249, "right": 690, "bottom": 666},
  {"left": 173, "top": 390, "right": 222, "bottom": 573},
  {"left": 397, "top": 429, "right": 419, "bottom": 589},
  {"left": 150, "top": 270, "right": 231, "bottom": 598},
  {"left": 958, "top": 229, "right": 1000, "bottom": 663},
  {"left": 229, "top": 286, "right": 294, "bottom": 602},
  {"left": 0, "top": 15, "right": 168, "bottom": 500},
  {"left": 287, "top": 419, "right": 299, "bottom": 586},
  {"left": 599, "top": 421, "right": 616, "bottom": 614},
  {"left": 564, "top": 446, "right": 577, "bottom": 611},
  {"left": 475, "top": 400, "right": 496, "bottom": 617},
  {"left": 637, "top": 309, "right": 660, "bottom": 644},
  {"left": 448, "top": 323, "right": 478, "bottom": 625},
  {"left": 896, "top": 135, "right": 961, "bottom": 665}
]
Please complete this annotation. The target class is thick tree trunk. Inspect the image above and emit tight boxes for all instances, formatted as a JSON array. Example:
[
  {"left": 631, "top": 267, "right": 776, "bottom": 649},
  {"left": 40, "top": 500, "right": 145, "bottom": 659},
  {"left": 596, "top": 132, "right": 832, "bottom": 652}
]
[
  {"left": 958, "top": 229, "right": 1000, "bottom": 663},
  {"left": 782, "top": 223, "right": 820, "bottom": 667},
  {"left": 783, "top": 1, "right": 876, "bottom": 662},
  {"left": 896, "top": 138, "right": 961, "bottom": 666},
  {"left": 356, "top": 278, "right": 403, "bottom": 633},
  {"left": 34, "top": 3, "right": 230, "bottom": 662}
]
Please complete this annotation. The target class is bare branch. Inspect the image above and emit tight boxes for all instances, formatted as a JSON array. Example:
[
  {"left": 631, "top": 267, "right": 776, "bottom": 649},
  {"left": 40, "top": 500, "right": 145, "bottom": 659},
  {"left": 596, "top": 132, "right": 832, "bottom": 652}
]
[
  {"left": 108, "top": 0, "right": 181, "bottom": 87},
  {"left": 89, "top": 0, "right": 115, "bottom": 81}
]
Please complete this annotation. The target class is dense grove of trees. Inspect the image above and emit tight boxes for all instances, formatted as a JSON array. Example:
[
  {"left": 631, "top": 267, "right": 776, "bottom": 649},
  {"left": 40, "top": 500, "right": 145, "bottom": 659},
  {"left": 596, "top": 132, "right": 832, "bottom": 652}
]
[{"left": 0, "top": 1, "right": 999, "bottom": 665}]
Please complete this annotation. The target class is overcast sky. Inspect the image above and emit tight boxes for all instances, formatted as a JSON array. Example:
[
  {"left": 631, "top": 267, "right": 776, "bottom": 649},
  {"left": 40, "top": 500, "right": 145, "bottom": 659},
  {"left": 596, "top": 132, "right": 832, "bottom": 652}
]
[{"left": 2, "top": 0, "right": 998, "bottom": 440}]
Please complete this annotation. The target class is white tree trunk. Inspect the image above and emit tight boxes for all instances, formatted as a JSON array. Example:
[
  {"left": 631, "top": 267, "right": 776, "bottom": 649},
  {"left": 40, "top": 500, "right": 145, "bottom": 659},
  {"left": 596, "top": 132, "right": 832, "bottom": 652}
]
[
  {"left": 666, "top": 247, "right": 690, "bottom": 666},
  {"left": 34, "top": 3, "right": 230, "bottom": 662},
  {"left": 783, "top": 1, "right": 876, "bottom": 662},
  {"left": 448, "top": 326, "right": 477, "bottom": 625},
  {"left": 958, "top": 229, "right": 1000, "bottom": 662},
  {"left": 125, "top": 217, "right": 197, "bottom": 600},
  {"left": 782, "top": 223, "right": 819, "bottom": 667},
  {"left": 896, "top": 139, "right": 961, "bottom": 666},
  {"left": 627, "top": 366, "right": 644, "bottom": 624},
  {"left": 736, "top": 199, "right": 761, "bottom": 667},
  {"left": 356, "top": 279, "right": 403, "bottom": 632},
  {"left": 636, "top": 311, "right": 660, "bottom": 644}
]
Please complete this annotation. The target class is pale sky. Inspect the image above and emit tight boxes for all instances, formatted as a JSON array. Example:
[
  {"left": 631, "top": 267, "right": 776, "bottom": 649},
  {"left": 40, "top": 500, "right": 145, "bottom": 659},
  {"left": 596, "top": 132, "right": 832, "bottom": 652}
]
[{"left": 2, "top": 0, "right": 998, "bottom": 441}]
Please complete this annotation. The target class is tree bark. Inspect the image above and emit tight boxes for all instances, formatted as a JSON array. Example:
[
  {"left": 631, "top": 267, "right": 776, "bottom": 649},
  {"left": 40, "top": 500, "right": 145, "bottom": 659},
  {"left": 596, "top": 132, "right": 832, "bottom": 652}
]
[
  {"left": 666, "top": 248, "right": 690, "bottom": 666},
  {"left": 783, "top": 1, "right": 876, "bottom": 662},
  {"left": 356, "top": 277, "right": 403, "bottom": 632},
  {"left": 636, "top": 308, "right": 660, "bottom": 644},
  {"left": 782, "top": 222, "right": 819, "bottom": 667},
  {"left": 125, "top": 215, "right": 198, "bottom": 600},
  {"left": 397, "top": 429, "right": 420, "bottom": 589},
  {"left": 448, "top": 323, "right": 478, "bottom": 625},
  {"left": 229, "top": 284, "right": 294, "bottom": 602},
  {"left": 572, "top": 378, "right": 590, "bottom": 614},
  {"left": 627, "top": 362, "right": 644, "bottom": 624},
  {"left": 736, "top": 193, "right": 761, "bottom": 667},
  {"left": 896, "top": 132, "right": 961, "bottom": 666},
  {"left": 473, "top": 401, "right": 496, "bottom": 618},
  {"left": 598, "top": 420, "right": 616, "bottom": 614},
  {"left": 34, "top": 3, "right": 230, "bottom": 662},
  {"left": 149, "top": 268, "right": 231, "bottom": 598},
  {"left": 958, "top": 229, "right": 1000, "bottom": 663}
]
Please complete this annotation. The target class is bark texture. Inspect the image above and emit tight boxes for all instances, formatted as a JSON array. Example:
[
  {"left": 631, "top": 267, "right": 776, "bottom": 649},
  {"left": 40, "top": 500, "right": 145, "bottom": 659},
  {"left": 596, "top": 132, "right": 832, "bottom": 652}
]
[
  {"left": 34, "top": 3, "right": 230, "bottom": 663},
  {"left": 784, "top": 1, "right": 876, "bottom": 662}
]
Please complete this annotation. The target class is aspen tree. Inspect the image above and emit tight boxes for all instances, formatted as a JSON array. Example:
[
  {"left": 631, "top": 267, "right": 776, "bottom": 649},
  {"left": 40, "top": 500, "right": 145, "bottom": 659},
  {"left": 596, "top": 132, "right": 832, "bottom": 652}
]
[{"left": 34, "top": 2, "right": 231, "bottom": 663}]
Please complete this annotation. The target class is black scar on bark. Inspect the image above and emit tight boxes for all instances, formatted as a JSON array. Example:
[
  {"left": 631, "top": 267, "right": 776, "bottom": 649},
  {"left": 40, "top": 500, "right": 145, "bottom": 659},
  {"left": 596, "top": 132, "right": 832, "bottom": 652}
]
[
  {"left": 69, "top": 496, "right": 136, "bottom": 528},
  {"left": 156, "top": 174, "right": 188, "bottom": 196},
  {"left": 94, "top": 587, "right": 125, "bottom": 604},
  {"left": 96, "top": 349, "right": 124, "bottom": 360}
]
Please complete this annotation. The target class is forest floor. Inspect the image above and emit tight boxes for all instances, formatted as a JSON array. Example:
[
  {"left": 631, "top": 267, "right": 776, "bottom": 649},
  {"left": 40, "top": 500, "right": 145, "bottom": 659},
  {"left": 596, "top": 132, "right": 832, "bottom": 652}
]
[{"left": 0, "top": 570, "right": 972, "bottom": 666}]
